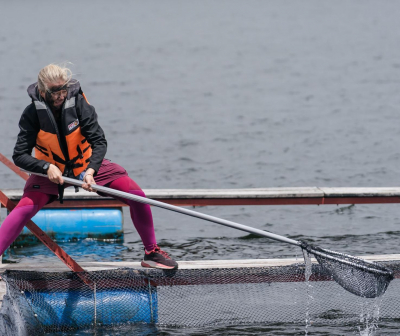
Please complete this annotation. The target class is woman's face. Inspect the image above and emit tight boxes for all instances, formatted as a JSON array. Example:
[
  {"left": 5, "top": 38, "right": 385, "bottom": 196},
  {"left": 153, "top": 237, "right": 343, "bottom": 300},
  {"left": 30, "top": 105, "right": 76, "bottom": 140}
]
[{"left": 40, "top": 79, "right": 68, "bottom": 110}]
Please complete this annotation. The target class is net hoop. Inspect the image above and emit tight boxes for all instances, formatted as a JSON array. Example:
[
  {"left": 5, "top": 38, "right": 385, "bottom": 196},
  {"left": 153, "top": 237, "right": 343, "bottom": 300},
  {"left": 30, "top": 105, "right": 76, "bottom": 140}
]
[
  {"left": 301, "top": 242, "right": 394, "bottom": 298},
  {"left": 307, "top": 246, "right": 394, "bottom": 278}
]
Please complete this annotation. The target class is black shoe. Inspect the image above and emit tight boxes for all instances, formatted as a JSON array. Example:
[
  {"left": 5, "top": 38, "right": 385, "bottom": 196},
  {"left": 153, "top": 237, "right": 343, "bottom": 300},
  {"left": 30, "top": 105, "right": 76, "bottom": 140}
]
[{"left": 141, "top": 246, "right": 178, "bottom": 270}]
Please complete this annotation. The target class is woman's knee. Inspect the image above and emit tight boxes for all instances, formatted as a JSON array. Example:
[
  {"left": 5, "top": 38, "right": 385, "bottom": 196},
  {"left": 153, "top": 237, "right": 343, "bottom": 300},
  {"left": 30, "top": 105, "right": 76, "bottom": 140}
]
[
  {"left": 130, "top": 189, "right": 146, "bottom": 198},
  {"left": 17, "top": 192, "right": 50, "bottom": 209},
  {"left": 108, "top": 176, "right": 143, "bottom": 193}
]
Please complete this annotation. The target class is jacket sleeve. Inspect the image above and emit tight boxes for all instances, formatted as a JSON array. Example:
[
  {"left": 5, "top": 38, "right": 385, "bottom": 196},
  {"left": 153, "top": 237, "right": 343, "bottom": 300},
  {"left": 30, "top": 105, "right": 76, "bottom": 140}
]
[
  {"left": 13, "top": 105, "right": 49, "bottom": 173},
  {"left": 77, "top": 96, "right": 107, "bottom": 174}
]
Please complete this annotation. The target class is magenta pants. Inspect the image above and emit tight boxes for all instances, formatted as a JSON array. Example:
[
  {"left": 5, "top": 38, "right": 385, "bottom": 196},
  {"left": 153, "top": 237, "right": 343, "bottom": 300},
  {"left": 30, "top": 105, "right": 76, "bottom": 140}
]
[{"left": 0, "top": 160, "right": 157, "bottom": 256}]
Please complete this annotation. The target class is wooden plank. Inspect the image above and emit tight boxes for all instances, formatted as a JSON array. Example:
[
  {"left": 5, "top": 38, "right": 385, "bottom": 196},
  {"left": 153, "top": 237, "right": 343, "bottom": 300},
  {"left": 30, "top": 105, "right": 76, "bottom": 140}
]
[
  {"left": 3, "top": 187, "right": 400, "bottom": 207},
  {"left": 3, "top": 189, "right": 111, "bottom": 201},
  {"left": 2, "top": 188, "right": 324, "bottom": 200},
  {"left": 5, "top": 187, "right": 400, "bottom": 200},
  {"left": 1, "top": 254, "right": 400, "bottom": 272},
  {"left": 320, "top": 187, "right": 400, "bottom": 197},
  {"left": 144, "top": 187, "right": 324, "bottom": 199},
  {"left": 0, "top": 154, "right": 29, "bottom": 181}
]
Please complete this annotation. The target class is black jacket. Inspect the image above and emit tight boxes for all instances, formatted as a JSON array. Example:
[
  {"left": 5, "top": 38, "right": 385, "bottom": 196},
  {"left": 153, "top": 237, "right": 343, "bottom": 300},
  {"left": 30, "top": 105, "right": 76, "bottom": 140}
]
[{"left": 13, "top": 82, "right": 107, "bottom": 175}]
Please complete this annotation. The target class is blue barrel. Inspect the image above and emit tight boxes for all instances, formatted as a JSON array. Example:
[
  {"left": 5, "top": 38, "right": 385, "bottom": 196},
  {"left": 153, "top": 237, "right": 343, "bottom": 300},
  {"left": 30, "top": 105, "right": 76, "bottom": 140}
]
[
  {"left": 24, "top": 288, "right": 158, "bottom": 327},
  {"left": 11, "top": 208, "right": 123, "bottom": 246}
]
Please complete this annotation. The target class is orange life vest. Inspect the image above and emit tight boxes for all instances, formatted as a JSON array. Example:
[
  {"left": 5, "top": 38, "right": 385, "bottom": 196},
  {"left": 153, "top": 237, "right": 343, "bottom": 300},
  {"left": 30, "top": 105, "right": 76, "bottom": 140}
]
[{"left": 33, "top": 90, "right": 92, "bottom": 177}]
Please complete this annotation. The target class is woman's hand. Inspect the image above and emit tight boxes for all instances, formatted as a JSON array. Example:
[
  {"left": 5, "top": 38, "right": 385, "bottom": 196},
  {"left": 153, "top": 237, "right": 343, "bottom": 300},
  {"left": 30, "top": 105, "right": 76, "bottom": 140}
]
[
  {"left": 47, "top": 164, "right": 64, "bottom": 185},
  {"left": 82, "top": 168, "right": 96, "bottom": 192}
]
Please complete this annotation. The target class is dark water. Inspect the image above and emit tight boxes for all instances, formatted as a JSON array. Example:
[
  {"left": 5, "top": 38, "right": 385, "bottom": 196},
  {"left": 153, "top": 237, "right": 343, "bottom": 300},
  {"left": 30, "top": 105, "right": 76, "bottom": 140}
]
[{"left": 1, "top": 1, "right": 400, "bottom": 334}]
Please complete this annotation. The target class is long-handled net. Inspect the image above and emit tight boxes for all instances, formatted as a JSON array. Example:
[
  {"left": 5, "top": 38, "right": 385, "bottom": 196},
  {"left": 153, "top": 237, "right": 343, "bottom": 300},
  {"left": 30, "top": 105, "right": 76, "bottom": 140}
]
[
  {"left": 23, "top": 171, "right": 395, "bottom": 298},
  {"left": 301, "top": 243, "right": 393, "bottom": 298}
]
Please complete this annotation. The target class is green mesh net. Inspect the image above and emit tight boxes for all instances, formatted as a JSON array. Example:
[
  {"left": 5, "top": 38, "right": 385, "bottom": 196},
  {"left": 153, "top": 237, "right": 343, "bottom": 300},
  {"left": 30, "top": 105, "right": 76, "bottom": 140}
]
[{"left": 0, "top": 261, "right": 399, "bottom": 335}]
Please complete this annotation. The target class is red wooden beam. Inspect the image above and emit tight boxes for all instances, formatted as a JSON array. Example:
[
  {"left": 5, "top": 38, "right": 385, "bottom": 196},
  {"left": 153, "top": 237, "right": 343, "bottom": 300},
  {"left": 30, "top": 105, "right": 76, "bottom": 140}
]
[
  {"left": 37, "top": 197, "right": 325, "bottom": 208},
  {"left": 0, "top": 153, "right": 29, "bottom": 181},
  {"left": 0, "top": 190, "right": 92, "bottom": 286},
  {"left": 34, "top": 196, "right": 400, "bottom": 208},
  {"left": 41, "top": 199, "right": 126, "bottom": 208},
  {"left": 2, "top": 152, "right": 400, "bottom": 207},
  {"left": 321, "top": 196, "right": 400, "bottom": 205}
]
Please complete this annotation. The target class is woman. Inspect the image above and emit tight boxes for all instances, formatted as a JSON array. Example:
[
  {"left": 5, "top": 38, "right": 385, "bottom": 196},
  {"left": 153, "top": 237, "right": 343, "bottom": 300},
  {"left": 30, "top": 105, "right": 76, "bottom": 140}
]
[{"left": 0, "top": 64, "right": 178, "bottom": 269}]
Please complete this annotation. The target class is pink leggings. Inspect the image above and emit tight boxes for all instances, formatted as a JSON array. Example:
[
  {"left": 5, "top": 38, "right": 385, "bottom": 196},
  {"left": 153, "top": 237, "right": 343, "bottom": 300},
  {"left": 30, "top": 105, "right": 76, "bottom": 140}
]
[{"left": 0, "top": 176, "right": 157, "bottom": 256}]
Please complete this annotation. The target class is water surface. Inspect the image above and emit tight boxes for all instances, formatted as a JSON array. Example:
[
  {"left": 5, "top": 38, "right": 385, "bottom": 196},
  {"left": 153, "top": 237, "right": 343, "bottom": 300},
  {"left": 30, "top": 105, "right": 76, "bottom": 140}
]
[{"left": 1, "top": 1, "right": 400, "bottom": 334}]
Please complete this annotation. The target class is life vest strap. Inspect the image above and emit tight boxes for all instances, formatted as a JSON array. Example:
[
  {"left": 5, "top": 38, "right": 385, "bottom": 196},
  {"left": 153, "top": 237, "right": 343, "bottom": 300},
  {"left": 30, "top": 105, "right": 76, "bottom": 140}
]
[
  {"left": 35, "top": 145, "right": 49, "bottom": 157},
  {"left": 58, "top": 184, "right": 65, "bottom": 204},
  {"left": 52, "top": 152, "right": 66, "bottom": 165}
]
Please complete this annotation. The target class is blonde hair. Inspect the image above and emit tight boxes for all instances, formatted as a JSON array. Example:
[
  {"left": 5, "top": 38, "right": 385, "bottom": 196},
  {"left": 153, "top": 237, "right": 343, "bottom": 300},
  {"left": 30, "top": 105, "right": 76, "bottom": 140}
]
[{"left": 37, "top": 63, "right": 73, "bottom": 92}]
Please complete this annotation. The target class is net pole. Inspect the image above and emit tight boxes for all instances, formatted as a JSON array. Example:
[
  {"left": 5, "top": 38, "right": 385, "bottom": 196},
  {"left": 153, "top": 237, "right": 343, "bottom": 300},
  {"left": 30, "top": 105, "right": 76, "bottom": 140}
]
[{"left": 23, "top": 171, "right": 301, "bottom": 247}]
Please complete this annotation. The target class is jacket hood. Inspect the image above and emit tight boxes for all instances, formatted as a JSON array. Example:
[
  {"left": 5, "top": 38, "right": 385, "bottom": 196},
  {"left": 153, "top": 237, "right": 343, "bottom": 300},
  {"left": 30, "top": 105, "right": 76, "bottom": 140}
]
[{"left": 27, "top": 79, "right": 82, "bottom": 102}]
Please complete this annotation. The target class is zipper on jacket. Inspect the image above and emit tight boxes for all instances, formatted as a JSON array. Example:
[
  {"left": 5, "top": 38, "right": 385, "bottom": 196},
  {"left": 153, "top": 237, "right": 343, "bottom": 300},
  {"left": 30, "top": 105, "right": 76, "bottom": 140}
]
[
  {"left": 60, "top": 103, "right": 70, "bottom": 162},
  {"left": 45, "top": 103, "right": 70, "bottom": 165}
]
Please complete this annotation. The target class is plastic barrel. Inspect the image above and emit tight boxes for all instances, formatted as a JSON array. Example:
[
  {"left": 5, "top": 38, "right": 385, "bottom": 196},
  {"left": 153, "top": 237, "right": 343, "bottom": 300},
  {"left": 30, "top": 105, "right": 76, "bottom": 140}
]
[
  {"left": 12, "top": 208, "right": 123, "bottom": 245},
  {"left": 24, "top": 288, "right": 158, "bottom": 327}
]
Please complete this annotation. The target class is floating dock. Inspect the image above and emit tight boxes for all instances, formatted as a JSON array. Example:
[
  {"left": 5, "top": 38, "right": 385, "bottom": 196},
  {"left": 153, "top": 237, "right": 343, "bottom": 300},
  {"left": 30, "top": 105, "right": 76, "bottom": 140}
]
[
  {"left": 1, "top": 255, "right": 400, "bottom": 332},
  {"left": 2, "top": 254, "right": 400, "bottom": 303},
  {"left": 3, "top": 187, "right": 400, "bottom": 207}
]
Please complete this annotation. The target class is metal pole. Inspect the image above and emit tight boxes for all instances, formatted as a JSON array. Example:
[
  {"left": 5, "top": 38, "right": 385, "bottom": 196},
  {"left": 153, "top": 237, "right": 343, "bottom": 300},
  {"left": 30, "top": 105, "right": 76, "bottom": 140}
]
[{"left": 23, "top": 171, "right": 301, "bottom": 247}]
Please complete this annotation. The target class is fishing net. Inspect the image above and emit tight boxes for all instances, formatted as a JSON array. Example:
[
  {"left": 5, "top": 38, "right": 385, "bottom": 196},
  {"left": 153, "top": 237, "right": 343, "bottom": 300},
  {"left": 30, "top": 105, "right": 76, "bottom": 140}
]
[
  {"left": 0, "top": 260, "right": 399, "bottom": 335},
  {"left": 301, "top": 243, "right": 394, "bottom": 298}
]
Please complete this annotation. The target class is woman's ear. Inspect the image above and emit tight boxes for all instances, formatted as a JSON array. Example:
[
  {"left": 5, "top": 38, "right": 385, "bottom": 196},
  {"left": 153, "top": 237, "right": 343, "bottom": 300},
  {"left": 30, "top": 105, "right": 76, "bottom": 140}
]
[{"left": 39, "top": 90, "right": 45, "bottom": 99}]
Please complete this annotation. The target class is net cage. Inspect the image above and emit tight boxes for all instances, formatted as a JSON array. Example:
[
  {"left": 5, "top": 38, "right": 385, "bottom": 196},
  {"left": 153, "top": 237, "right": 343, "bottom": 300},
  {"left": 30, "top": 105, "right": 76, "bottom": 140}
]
[{"left": 1, "top": 260, "right": 400, "bottom": 335}]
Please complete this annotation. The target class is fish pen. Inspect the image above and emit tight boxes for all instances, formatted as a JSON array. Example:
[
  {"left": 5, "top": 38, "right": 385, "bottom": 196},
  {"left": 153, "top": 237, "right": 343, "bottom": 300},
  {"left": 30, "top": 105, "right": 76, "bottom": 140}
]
[
  {"left": 1, "top": 257, "right": 400, "bottom": 335},
  {"left": 2, "top": 157, "right": 400, "bottom": 334}
]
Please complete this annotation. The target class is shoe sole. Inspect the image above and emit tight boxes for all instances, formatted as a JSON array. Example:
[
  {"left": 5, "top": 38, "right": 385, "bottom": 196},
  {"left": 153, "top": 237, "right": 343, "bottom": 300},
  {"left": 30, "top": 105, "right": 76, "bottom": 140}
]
[{"left": 141, "top": 260, "right": 178, "bottom": 270}]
